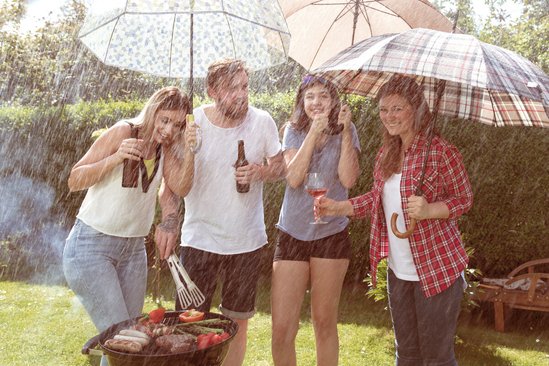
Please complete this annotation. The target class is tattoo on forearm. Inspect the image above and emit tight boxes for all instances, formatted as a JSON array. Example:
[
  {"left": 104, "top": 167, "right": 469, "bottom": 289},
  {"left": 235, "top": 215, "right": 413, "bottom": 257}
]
[{"left": 158, "top": 213, "right": 179, "bottom": 233}]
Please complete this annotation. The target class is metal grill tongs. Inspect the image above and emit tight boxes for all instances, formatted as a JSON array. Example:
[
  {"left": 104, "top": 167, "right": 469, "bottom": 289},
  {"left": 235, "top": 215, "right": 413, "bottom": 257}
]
[
  {"left": 166, "top": 254, "right": 193, "bottom": 308},
  {"left": 167, "top": 254, "right": 206, "bottom": 308}
]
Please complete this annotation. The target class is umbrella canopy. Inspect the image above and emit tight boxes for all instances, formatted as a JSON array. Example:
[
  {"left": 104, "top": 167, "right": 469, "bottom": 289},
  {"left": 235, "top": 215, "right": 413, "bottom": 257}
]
[
  {"left": 315, "top": 28, "right": 549, "bottom": 128},
  {"left": 279, "top": 0, "right": 454, "bottom": 70},
  {"left": 78, "top": 0, "right": 291, "bottom": 80}
]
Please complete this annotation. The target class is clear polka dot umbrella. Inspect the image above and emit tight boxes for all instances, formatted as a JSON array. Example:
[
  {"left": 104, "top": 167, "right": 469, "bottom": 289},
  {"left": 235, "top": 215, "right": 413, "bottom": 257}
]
[{"left": 79, "top": 0, "right": 291, "bottom": 95}]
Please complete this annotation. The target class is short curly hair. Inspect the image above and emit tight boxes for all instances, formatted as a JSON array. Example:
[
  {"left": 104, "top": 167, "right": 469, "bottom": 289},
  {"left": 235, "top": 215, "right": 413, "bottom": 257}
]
[{"left": 205, "top": 58, "right": 249, "bottom": 91}]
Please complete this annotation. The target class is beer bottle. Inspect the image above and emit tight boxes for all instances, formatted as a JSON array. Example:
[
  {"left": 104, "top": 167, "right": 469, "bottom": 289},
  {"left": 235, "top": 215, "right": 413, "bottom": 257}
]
[
  {"left": 122, "top": 159, "right": 139, "bottom": 187},
  {"left": 122, "top": 125, "right": 139, "bottom": 188},
  {"left": 235, "top": 140, "right": 249, "bottom": 193}
]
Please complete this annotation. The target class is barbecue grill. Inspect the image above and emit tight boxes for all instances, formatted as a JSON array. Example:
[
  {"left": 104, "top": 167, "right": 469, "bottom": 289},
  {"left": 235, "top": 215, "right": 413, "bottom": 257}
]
[{"left": 82, "top": 311, "right": 238, "bottom": 366}]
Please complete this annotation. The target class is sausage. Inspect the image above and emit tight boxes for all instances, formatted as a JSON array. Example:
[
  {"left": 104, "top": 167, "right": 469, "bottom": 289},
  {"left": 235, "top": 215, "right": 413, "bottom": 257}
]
[
  {"left": 104, "top": 339, "right": 143, "bottom": 353},
  {"left": 114, "top": 334, "right": 149, "bottom": 346},
  {"left": 119, "top": 329, "right": 151, "bottom": 341}
]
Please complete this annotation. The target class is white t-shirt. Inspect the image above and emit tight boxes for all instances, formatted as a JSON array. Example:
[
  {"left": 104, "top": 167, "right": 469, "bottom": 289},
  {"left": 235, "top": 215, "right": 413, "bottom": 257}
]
[
  {"left": 382, "top": 173, "right": 419, "bottom": 281},
  {"left": 181, "top": 105, "right": 281, "bottom": 254}
]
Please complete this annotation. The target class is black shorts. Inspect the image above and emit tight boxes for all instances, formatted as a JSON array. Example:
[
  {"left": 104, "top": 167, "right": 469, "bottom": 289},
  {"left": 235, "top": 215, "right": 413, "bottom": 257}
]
[
  {"left": 273, "top": 228, "right": 352, "bottom": 262},
  {"left": 176, "top": 246, "right": 264, "bottom": 319}
]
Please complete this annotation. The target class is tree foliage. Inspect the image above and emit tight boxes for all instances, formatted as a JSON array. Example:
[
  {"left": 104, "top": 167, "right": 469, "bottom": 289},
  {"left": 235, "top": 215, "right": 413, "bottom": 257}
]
[
  {"left": 0, "top": 0, "right": 169, "bottom": 106},
  {"left": 435, "top": 0, "right": 548, "bottom": 73},
  {"left": 432, "top": 0, "right": 477, "bottom": 34},
  {"left": 479, "top": 0, "right": 548, "bottom": 73}
]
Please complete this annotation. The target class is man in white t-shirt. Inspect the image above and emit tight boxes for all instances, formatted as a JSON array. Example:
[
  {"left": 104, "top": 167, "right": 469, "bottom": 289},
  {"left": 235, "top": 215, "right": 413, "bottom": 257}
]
[{"left": 158, "top": 58, "right": 283, "bottom": 366}]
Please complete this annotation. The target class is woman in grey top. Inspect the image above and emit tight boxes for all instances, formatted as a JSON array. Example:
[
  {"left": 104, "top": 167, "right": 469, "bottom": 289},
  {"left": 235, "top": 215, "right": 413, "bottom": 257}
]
[{"left": 271, "top": 74, "right": 360, "bottom": 366}]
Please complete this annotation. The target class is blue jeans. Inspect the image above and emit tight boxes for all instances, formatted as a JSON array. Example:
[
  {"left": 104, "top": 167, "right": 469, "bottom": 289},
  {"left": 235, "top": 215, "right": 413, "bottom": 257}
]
[
  {"left": 63, "top": 220, "right": 147, "bottom": 365},
  {"left": 387, "top": 268, "right": 463, "bottom": 366}
]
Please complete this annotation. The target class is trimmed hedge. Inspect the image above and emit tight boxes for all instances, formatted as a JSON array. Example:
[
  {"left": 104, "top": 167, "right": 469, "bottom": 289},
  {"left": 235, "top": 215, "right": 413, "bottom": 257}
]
[{"left": 0, "top": 95, "right": 547, "bottom": 284}]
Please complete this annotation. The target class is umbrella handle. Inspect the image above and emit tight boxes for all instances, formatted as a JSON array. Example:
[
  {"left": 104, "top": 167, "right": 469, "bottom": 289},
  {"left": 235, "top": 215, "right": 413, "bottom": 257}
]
[{"left": 390, "top": 213, "right": 416, "bottom": 239}]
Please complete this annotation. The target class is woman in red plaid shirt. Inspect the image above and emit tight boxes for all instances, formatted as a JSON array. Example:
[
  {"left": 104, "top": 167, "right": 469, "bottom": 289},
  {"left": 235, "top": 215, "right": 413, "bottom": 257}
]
[{"left": 317, "top": 75, "right": 473, "bottom": 366}]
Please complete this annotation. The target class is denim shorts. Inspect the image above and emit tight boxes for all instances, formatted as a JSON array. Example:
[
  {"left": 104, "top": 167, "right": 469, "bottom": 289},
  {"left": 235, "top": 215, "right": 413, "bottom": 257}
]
[
  {"left": 273, "top": 228, "right": 352, "bottom": 262},
  {"left": 63, "top": 219, "right": 147, "bottom": 332},
  {"left": 176, "top": 246, "right": 264, "bottom": 320}
]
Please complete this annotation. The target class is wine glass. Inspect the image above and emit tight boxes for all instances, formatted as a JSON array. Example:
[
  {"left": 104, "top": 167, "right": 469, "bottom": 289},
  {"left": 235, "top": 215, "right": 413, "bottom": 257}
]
[{"left": 305, "top": 173, "right": 328, "bottom": 225}]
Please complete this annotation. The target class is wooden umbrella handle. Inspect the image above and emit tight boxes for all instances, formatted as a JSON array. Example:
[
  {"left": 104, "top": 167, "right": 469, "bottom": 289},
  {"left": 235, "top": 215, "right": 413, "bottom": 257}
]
[{"left": 390, "top": 213, "right": 416, "bottom": 239}]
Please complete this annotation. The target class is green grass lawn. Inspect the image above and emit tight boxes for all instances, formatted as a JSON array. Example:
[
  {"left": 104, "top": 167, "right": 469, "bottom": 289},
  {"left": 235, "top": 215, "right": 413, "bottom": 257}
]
[{"left": 1, "top": 280, "right": 548, "bottom": 366}]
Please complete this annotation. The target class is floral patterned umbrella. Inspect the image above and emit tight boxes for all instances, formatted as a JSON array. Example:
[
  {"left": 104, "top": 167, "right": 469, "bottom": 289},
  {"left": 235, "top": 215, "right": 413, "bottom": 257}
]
[{"left": 78, "top": 0, "right": 290, "bottom": 100}]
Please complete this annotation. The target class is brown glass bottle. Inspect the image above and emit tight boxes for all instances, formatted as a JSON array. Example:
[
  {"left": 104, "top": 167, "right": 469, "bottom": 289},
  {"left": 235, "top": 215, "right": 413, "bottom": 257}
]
[
  {"left": 122, "top": 125, "right": 139, "bottom": 187},
  {"left": 122, "top": 159, "right": 139, "bottom": 187},
  {"left": 235, "top": 140, "right": 249, "bottom": 193}
]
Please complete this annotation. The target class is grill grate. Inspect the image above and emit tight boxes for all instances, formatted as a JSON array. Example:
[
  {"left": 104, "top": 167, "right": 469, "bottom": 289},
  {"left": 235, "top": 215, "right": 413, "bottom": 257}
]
[{"left": 100, "top": 311, "right": 238, "bottom": 357}]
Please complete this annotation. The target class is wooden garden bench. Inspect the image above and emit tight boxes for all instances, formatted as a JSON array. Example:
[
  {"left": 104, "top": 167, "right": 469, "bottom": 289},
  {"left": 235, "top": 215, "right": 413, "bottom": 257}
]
[{"left": 474, "top": 258, "right": 549, "bottom": 332}]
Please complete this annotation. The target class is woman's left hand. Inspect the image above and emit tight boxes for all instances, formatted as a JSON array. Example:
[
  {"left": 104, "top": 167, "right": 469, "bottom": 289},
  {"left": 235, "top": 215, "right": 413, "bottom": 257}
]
[
  {"left": 407, "top": 195, "right": 430, "bottom": 220},
  {"left": 338, "top": 103, "right": 352, "bottom": 130}
]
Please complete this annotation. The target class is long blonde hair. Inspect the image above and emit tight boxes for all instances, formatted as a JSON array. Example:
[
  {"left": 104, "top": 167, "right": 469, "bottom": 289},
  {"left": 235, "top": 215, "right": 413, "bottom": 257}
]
[
  {"left": 132, "top": 86, "right": 190, "bottom": 141},
  {"left": 376, "top": 75, "right": 433, "bottom": 180}
]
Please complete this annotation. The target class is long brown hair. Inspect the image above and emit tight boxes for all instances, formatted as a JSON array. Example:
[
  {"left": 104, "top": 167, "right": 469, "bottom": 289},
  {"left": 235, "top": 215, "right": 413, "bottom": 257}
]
[
  {"left": 377, "top": 75, "right": 432, "bottom": 179},
  {"left": 288, "top": 74, "right": 340, "bottom": 132},
  {"left": 133, "top": 86, "right": 190, "bottom": 142}
]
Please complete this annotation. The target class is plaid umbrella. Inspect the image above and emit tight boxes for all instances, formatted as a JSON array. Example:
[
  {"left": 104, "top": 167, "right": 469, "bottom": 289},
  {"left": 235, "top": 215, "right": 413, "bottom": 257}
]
[
  {"left": 315, "top": 27, "right": 549, "bottom": 237},
  {"left": 315, "top": 28, "right": 549, "bottom": 128},
  {"left": 78, "top": 0, "right": 290, "bottom": 102},
  {"left": 279, "top": 0, "right": 454, "bottom": 71}
]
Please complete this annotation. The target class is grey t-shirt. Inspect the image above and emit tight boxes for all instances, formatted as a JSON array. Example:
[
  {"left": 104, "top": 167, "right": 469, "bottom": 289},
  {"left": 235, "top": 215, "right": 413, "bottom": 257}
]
[{"left": 276, "top": 123, "right": 361, "bottom": 241}]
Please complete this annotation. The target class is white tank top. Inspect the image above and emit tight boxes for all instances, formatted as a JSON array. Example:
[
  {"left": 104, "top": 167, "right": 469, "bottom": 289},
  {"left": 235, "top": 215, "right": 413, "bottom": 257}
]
[
  {"left": 382, "top": 173, "right": 419, "bottom": 281},
  {"left": 77, "top": 155, "right": 164, "bottom": 237}
]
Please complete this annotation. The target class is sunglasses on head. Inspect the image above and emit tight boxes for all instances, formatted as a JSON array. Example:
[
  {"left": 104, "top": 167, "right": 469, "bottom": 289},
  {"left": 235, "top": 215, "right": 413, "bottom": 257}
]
[{"left": 302, "top": 74, "right": 329, "bottom": 85}]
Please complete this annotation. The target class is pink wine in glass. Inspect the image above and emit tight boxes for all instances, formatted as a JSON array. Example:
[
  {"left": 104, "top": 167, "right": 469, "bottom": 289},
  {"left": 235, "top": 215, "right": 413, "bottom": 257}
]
[
  {"left": 304, "top": 173, "right": 328, "bottom": 224},
  {"left": 307, "top": 188, "right": 328, "bottom": 199}
]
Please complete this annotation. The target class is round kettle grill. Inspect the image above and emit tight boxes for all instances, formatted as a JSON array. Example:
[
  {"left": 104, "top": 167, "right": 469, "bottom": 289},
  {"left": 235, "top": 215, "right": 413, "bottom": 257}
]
[{"left": 82, "top": 311, "right": 238, "bottom": 366}]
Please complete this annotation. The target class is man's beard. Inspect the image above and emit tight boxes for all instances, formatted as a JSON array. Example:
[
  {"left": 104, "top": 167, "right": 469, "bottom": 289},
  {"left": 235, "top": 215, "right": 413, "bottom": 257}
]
[{"left": 219, "top": 100, "right": 249, "bottom": 120}]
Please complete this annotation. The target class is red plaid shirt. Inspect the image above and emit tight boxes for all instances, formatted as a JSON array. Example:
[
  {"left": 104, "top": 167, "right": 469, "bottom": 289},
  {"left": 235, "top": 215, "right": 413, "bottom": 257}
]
[{"left": 350, "top": 133, "right": 473, "bottom": 297}]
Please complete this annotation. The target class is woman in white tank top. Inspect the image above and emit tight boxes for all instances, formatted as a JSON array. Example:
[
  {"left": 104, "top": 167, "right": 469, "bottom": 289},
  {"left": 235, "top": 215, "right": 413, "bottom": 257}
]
[{"left": 63, "top": 86, "right": 197, "bottom": 366}]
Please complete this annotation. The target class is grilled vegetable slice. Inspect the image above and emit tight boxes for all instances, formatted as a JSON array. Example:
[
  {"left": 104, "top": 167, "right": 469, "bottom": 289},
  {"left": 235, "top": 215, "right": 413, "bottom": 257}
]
[
  {"left": 148, "top": 305, "right": 166, "bottom": 323},
  {"left": 178, "top": 309, "right": 205, "bottom": 323}
]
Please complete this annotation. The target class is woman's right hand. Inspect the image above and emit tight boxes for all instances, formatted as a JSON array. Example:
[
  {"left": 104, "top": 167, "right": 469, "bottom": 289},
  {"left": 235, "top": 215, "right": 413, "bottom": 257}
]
[
  {"left": 316, "top": 196, "right": 336, "bottom": 217},
  {"left": 115, "top": 138, "right": 143, "bottom": 163},
  {"left": 309, "top": 114, "right": 329, "bottom": 137},
  {"left": 316, "top": 196, "right": 354, "bottom": 217}
]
